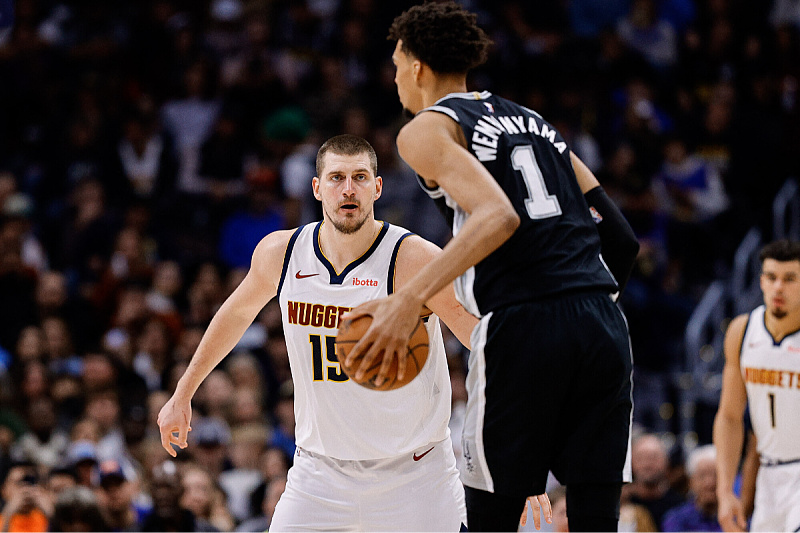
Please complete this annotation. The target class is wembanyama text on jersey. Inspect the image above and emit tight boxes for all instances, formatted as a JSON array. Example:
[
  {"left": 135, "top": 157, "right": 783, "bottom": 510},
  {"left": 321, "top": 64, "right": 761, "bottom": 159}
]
[
  {"left": 276, "top": 222, "right": 453, "bottom": 461},
  {"left": 418, "top": 91, "right": 618, "bottom": 317}
]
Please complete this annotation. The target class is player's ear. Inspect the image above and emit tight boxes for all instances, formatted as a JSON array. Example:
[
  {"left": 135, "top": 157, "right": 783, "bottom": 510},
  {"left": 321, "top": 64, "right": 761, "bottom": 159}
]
[
  {"left": 412, "top": 60, "right": 422, "bottom": 83},
  {"left": 312, "top": 176, "right": 322, "bottom": 201},
  {"left": 374, "top": 176, "right": 383, "bottom": 201}
]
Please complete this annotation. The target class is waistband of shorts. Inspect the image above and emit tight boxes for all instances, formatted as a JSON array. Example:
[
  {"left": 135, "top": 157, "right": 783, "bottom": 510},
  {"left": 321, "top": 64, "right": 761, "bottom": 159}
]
[
  {"left": 760, "top": 456, "right": 800, "bottom": 467},
  {"left": 297, "top": 437, "right": 449, "bottom": 465}
]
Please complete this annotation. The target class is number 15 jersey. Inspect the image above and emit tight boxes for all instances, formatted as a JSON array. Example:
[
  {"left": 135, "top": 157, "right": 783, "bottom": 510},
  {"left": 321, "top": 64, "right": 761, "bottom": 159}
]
[
  {"left": 276, "top": 221, "right": 452, "bottom": 461},
  {"left": 418, "top": 91, "right": 617, "bottom": 317}
]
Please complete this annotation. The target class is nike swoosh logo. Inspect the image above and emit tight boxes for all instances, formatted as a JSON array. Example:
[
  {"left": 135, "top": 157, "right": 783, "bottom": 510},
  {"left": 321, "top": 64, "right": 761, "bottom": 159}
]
[
  {"left": 413, "top": 446, "right": 435, "bottom": 461},
  {"left": 295, "top": 271, "right": 319, "bottom": 279}
]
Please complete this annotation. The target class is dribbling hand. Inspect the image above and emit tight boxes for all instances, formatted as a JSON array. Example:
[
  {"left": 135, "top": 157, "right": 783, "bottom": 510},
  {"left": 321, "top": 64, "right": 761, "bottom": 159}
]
[
  {"left": 343, "top": 292, "right": 422, "bottom": 387},
  {"left": 519, "top": 493, "right": 553, "bottom": 531}
]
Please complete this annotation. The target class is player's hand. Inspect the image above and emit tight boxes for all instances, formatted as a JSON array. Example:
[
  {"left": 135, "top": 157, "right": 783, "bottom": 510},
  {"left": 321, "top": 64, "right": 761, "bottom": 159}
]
[
  {"left": 519, "top": 493, "right": 552, "bottom": 530},
  {"left": 717, "top": 492, "right": 747, "bottom": 532},
  {"left": 344, "top": 291, "right": 423, "bottom": 387},
  {"left": 157, "top": 394, "right": 192, "bottom": 457}
]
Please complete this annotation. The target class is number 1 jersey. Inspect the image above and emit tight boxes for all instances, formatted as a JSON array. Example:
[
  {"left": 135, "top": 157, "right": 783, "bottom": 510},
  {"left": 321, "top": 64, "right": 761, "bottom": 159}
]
[
  {"left": 418, "top": 91, "right": 618, "bottom": 317},
  {"left": 276, "top": 221, "right": 452, "bottom": 461},
  {"left": 740, "top": 305, "right": 800, "bottom": 463}
]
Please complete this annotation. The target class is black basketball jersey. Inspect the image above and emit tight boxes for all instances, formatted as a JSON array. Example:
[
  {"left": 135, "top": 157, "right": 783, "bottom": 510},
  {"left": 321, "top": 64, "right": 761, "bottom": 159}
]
[{"left": 418, "top": 91, "right": 618, "bottom": 316}]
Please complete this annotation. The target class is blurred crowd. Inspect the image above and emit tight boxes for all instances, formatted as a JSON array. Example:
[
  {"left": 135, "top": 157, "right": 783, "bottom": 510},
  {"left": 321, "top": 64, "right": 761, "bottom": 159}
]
[{"left": 1, "top": 0, "right": 799, "bottom": 530}]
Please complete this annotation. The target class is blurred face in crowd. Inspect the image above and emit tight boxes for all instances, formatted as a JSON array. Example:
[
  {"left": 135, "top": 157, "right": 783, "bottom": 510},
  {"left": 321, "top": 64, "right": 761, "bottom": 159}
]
[
  {"left": 100, "top": 477, "right": 133, "bottom": 513},
  {"left": 180, "top": 468, "right": 214, "bottom": 517},
  {"left": 313, "top": 150, "right": 381, "bottom": 235},
  {"left": 760, "top": 259, "right": 800, "bottom": 320},
  {"left": 689, "top": 455, "right": 717, "bottom": 512},
  {"left": 631, "top": 435, "right": 668, "bottom": 486},
  {"left": 150, "top": 462, "right": 183, "bottom": 519},
  {"left": 2, "top": 466, "right": 40, "bottom": 514}
]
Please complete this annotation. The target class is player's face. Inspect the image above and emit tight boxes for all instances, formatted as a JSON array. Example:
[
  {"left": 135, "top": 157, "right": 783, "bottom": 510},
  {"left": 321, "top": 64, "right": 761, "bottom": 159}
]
[
  {"left": 313, "top": 151, "right": 382, "bottom": 235},
  {"left": 760, "top": 258, "right": 800, "bottom": 319},
  {"left": 392, "top": 41, "right": 424, "bottom": 115}
]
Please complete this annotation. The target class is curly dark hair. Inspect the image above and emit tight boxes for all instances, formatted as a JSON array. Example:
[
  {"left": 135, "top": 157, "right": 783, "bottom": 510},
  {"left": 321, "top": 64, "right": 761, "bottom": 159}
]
[{"left": 388, "top": 1, "right": 492, "bottom": 74}]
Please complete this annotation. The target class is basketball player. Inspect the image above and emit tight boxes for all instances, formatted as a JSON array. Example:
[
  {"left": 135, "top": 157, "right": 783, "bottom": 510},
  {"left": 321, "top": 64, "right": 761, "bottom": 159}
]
[
  {"left": 713, "top": 239, "right": 800, "bottom": 532},
  {"left": 157, "top": 135, "right": 552, "bottom": 531},
  {"left": 343, "top": 3, "right": 637, "bottom": 531}
]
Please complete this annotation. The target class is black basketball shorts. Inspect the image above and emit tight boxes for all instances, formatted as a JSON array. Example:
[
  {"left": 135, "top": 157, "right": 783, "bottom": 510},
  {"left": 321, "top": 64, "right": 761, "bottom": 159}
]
[{"left": 459, "top": 291, "right": 633, "bottom": 496}]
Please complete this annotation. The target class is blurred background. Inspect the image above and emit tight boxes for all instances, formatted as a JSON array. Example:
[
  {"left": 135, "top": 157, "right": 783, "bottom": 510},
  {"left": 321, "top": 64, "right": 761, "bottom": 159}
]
[{"left": 0, "top": 0, "right": 799, "bottom": 531}]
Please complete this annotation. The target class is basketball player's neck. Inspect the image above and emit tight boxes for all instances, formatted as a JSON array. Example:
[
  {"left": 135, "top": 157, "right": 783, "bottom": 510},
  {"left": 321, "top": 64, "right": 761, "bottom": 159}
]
[
  {"left": 421, "top": 73, "right": 468, "bottom": 109},
  {"left": 319, "top": 218, "right": 382, "bottom": 272},
  {"left": 764, "top": 307, "right": 800, "bottom": 343}
]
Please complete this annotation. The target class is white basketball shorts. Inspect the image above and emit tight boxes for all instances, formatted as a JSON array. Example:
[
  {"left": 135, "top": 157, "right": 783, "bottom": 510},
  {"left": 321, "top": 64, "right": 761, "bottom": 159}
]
[
  {"left": 269, "top": 436, "right": 466, "bottom": 532},
  {"left": 750, "top": 461, "right": 800, "bottom": 532}
]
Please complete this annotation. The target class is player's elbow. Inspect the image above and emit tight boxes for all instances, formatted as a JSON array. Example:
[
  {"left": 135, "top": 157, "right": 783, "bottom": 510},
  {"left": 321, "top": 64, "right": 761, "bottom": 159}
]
[{"left": 497, "top": 207, "right": 520, "bottom": 237}]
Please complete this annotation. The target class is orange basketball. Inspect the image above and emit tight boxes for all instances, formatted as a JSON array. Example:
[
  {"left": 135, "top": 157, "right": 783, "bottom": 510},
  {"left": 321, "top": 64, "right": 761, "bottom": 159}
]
[{"left": 335, "top": 315, "right": 429, "bottom": 391}]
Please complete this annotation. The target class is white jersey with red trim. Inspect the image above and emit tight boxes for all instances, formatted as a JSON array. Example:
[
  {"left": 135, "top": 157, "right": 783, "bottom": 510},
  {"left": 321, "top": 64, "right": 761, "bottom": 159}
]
[
  {"left": 740, "top": 305, "right": 800, "bottom": 463},
  {"left": 276, "top": 221, "right": 451, "bottom": 460}
]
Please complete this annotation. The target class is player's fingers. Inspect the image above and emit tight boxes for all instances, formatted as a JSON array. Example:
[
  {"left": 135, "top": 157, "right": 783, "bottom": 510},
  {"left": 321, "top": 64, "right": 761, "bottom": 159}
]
[
  {"left": 160, "top": 426, "right": 177, "bottom": 457},
  {"left": 519, "top": 499, "right": 529, "bottom": 527},
  {"left": 395, "top": 342, "right": 409, "bottom": 381},
  {"left": 354, "top": 338, "right": 380, "bottom": 380},
  {"left": 346, "top": 331, "right": 373, "bottom": 365},
  {"left": 374, "top": 346, "right": 397, "bottom": 387},
  {"left": 529, "top": 496, "right": 542, "bottom": 530},
  {"left": 177, "top": 423, "right": 190, "bottom": 449},
  {"left": 341, "top": 302, "right": 374, "bottom": 322},
  {"left": 735, "top": 510, "right": 747, "bottom": 531},
  {"left": 539, "top": 493, "right": 552, "bottom": 524}
]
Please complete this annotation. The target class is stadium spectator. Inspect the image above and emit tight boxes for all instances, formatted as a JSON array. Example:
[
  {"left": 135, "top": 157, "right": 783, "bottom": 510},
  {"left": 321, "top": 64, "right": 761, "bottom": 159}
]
[
  {"left": 662, "top": 444, "right": 721, "bottom": 532},
  {"left": 628, "top": 434, "right": 685, "bottom": 530}
]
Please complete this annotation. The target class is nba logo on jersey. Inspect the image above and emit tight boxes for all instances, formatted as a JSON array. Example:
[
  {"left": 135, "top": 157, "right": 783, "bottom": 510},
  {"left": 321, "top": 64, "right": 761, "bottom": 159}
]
[
  {"left": 589, "top": 206, "right": 603, "bottom": 224},
  {"left": 483, "top": 102, "right": 494, "bottom": 113}
]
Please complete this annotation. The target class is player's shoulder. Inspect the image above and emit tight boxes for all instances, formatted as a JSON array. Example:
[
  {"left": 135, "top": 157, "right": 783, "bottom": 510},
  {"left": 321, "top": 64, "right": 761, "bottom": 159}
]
[
  {"left": 392, "top": 233, "right": 441, "bottom": 273},
  {"left": 723, "top": 313, "right": 751, "bottom": 360},
  {"left": 252, "top": 228, "right": 302, "bottom": 265}
]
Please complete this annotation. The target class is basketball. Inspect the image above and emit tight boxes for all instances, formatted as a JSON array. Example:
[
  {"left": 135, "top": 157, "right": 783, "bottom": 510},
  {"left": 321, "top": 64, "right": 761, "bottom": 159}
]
[{"left": 335, "top": 315, "right": 429, "bottom": 391}]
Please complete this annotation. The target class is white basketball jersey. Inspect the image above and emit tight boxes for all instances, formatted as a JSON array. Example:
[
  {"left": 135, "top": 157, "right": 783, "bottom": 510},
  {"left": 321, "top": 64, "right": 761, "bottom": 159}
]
[
  {"left": 277, "top": 221, "right": 452, "bottom": 461},
  {"left": 740, "top": 305, "right": 800, "bottom": 463}
]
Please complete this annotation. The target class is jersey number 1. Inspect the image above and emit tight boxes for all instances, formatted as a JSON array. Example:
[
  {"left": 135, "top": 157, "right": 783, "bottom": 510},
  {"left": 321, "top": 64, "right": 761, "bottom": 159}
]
[
  {"left": 768, "top": 392, "right": 776, "bottom": 428},
  {"left": 512, "top": 145, "right": 562, "bottom": 219}
]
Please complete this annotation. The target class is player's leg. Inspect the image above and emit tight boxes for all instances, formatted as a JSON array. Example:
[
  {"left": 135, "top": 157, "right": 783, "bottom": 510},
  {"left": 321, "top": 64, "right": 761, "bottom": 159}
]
[
  {"left": 460, "top": 307, "right": 562, "bottom": 531},
  {"left": 565, "top": 482, "right": 623, "bottom": 532},
  {"left": 464, "top": 486, "right": 526, "bottom": 532},
  {"left": 268, "top": 449, "right": 355, "bottom": 532},
  {"left": 361, "top": 437, "right": 466, "bottom": 531},
  {"left": 553, "top": 293, "right": 633, "bottom": 531}
]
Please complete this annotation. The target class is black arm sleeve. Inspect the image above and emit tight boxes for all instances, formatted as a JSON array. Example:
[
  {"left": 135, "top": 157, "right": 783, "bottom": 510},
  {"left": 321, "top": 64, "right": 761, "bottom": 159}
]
[{"left": 584, "top": 186, "right": 640, "bottom": 295}]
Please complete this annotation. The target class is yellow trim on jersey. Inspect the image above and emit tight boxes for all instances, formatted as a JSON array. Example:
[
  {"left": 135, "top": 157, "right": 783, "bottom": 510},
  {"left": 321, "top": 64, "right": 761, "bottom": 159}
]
[{"left": 317, "top": 220, "right": 386, "bottom": 276}]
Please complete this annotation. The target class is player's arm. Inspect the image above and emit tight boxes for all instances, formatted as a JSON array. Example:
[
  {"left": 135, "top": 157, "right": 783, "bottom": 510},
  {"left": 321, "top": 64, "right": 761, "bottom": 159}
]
[
  {"left": 393, "top": 235, "right": 478, "bottom": 349},
  {"left": 571, "top": 152, "right": 639, "bottom": 294},
  {"left": 157, "top": 229, "right": 293, "bottom": 456},
  {"left": 345, "top": 111, "right": 518, "bottom": 386},
  {"left": 739, "top": 430, "right": 759, "bottom": 519},
  {"left": 712, "top": 313, "right": 750, "bottom": 532}
]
